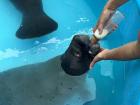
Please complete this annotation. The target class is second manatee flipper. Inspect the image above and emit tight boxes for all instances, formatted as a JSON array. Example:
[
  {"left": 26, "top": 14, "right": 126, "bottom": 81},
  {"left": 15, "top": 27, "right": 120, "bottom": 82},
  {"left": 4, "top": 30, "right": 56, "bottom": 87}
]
[{"left": 10, "top": 0, "right": 58, "bottom": 39}]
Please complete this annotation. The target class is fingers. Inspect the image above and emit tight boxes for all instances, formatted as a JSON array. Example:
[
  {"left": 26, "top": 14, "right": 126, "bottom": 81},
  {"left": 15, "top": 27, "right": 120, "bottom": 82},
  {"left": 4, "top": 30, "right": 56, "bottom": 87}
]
[
  {"left": 89, "top": 49, "right": 107, "bottom": 69},
  {"left": 93, "top": 25, "right": 98, "bottom": 33},
  {"left": 89, "top": 58, "right": 97, "bottom": 69},
  {"left": 98, "top": 24, "right": 104, "bottom": 34},
  {"left": 93, "top": 23, "right": 104, "bottom": 35},
  {"left": 112, "top": 24, "right": 118, "bottom": 31},
  {"left": 93, "top": 9, "right": 115, "bottom": 35},
  {"left": 107, "top": 24, "right": 118, "bottom": 35},
  {"left": 100, "top": 48, "right": 104, "bottom": 52},
  {"left": 93, "top": 21, "right": 99, "bottom": 33},
  {"left": 89, "top": 55, "right": 101, "bottom": 69}
]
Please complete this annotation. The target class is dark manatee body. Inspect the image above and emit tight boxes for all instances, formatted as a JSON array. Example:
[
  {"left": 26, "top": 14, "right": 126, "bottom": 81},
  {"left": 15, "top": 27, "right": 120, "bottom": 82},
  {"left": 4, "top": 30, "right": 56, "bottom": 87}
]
[
  {"left": 0, "top": 56, "right": 96, "bottom": 105},
  {"left": 61, "top": 35, "right": 101, "bottom": 76},
  {"left": 10, "top": 0, "right": 58, "bottom": 39}
]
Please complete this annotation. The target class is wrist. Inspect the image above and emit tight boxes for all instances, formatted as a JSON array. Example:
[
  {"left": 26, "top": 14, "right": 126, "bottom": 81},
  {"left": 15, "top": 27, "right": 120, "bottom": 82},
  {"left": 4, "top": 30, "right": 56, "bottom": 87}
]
[
  {"left": 104, "top": 0, "right": 118, "bottom": 11},
  {"left": 106, "top": 5, "right": 117, "bottom": 11},
  {"left": 103, "top": 8, "right": 116, "bottom": 14},
  {"left": 105, "top": 6, "right": 116, "bottom": 11},
  {"left": 105, "top": 0, "right": 128, "bottom": 10}
]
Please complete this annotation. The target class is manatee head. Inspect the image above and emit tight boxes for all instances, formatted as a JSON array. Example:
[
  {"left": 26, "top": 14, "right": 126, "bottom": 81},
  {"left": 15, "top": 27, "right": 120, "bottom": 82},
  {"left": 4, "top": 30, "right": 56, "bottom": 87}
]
[{"left": 61, "top": 35, "right": 100, "bottom": 76}]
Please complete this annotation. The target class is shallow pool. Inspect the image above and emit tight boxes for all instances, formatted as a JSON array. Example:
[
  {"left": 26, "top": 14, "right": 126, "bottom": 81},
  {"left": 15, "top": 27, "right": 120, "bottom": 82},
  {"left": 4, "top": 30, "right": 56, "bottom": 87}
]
[{"left": 0, "top": 0, "right": 140, "bottom": 105}]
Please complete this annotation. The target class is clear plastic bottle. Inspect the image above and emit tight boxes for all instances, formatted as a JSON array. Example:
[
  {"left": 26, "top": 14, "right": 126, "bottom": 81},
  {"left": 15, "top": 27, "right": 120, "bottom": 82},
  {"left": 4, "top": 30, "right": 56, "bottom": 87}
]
[{"left": 93, "top": 10, "right": 125, "bottom": 40}]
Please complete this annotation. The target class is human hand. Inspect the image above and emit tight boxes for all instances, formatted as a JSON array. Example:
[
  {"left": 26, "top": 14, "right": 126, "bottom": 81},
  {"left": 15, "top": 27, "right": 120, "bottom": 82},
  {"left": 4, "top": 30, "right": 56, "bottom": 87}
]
[
  {"left": 89, "top": 49, "right": 109, "bottom": 69},
  {"left": 93, "top": 9, "right": 117, "bottom": 34}
]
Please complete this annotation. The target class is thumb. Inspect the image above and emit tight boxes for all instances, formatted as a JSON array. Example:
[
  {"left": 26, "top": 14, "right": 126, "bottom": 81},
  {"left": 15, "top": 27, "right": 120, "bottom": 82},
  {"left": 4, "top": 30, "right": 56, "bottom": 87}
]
[
  {"left": 93, "top": 26, "right": 98, "bottom": 33},
  {"left": 98, "top": 24, "right": 104, "bottom": 34}
]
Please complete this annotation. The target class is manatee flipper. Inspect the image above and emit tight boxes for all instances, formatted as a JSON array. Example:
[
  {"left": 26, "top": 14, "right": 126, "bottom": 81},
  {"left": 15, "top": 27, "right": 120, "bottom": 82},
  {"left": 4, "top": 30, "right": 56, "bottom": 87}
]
[{"left": 10, "top": 0, "right": 58, "bottom": 39}]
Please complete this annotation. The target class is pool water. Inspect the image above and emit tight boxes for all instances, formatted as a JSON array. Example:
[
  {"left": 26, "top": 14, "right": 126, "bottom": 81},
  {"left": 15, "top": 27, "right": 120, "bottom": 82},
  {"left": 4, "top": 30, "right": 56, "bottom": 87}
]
[
  {"left": 0, "top": 0, "right": 140, "bottom": 105},
  {"left": 137, "top": 0, "right": 140, "bottom": 9}
]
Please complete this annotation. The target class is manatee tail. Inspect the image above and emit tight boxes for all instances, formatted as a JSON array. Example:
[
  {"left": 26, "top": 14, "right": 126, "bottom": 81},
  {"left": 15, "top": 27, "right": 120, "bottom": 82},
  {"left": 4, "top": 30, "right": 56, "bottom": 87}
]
[{"left": 10, "top": 0, "right": 58, "bottom": 39}]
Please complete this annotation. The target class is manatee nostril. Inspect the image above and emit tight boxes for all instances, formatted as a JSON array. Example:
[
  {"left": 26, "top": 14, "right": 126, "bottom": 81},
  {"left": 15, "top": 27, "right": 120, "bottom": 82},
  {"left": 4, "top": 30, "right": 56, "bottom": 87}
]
[{"left": 89, "top": 43, "right": 100, "bottom": 56}]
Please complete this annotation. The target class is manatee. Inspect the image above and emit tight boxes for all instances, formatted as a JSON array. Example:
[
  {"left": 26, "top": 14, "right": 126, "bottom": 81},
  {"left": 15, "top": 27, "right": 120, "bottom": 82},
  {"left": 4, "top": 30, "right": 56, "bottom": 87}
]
[
  {"left": 10, "top": 0, "right": 58, "bottom": 39},
  {"left": 0, "top": 35, "right": 101, "bottom": 104},
  {"left": 0, "top": 55, "right": 96, "bottom": 105}
]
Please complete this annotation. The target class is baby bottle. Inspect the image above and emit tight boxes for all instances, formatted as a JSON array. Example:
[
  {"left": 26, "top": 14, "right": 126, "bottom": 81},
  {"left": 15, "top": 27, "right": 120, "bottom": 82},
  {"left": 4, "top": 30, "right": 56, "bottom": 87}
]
[{"left": 92, "top": 10, "right": 125, "bottom": 43}]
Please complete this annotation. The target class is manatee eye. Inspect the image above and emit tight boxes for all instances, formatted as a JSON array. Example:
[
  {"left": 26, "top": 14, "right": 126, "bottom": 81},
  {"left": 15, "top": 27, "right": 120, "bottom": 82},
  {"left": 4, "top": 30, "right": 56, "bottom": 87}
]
[
  {"left": 74, "top": 51, "right": 81, "bottom": 57},
  {"left": 71, "top": 45, "right": 81, "bottom": 57}
]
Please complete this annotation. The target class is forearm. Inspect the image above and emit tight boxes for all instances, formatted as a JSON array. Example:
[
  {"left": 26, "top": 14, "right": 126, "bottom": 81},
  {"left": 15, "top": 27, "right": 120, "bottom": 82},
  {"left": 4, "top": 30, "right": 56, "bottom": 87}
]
[
  {"left": 104, "top": 0, "right": 128, "bottom": 10},
  {"left": 103, "top": 41, "right": 140, "bottom": 60},
  {"left": 96, "top": 0, "right": 128, "bottom": 29}
]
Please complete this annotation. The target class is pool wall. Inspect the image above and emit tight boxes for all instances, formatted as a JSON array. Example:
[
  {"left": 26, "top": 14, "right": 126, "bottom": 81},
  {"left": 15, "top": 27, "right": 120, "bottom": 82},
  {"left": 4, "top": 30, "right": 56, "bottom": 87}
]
[{"left": 0, "top": 0, "right": 140, "bottom": 105}]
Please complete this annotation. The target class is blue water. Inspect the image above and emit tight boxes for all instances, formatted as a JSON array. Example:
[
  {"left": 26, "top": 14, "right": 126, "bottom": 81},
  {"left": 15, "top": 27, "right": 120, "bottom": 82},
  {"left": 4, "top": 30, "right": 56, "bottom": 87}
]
[
  {"left": 137, "top": 0, "right": 140, "bottom": 9},
  {"left": 0, "top": 0, "right": 140, "bottom": 105}
]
